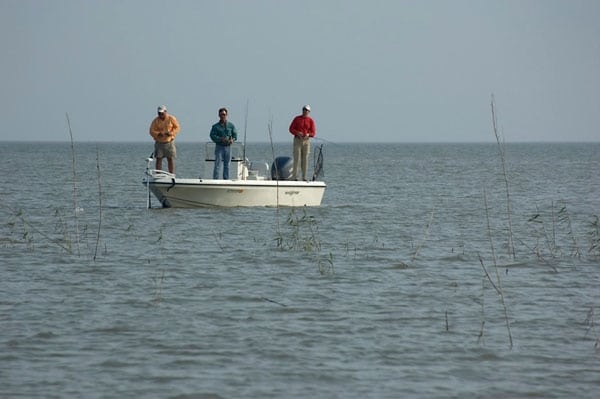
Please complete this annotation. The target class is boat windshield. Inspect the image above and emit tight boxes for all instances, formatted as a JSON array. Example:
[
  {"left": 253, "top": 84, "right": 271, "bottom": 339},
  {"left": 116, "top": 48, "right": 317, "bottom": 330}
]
[{"left": 204, "top": 142, "right": 245, "bottom": 161}]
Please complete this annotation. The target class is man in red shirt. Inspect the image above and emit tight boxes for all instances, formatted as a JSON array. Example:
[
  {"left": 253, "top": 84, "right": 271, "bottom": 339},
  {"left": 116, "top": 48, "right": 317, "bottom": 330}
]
[{"left": 288, "top": 105, "right": 316, "bottom": 181}]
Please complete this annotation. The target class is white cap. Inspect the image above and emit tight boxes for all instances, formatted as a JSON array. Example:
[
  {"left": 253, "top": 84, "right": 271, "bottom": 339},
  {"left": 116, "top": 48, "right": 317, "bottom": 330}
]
[
  {"left": 157, "top": 105, "right": 167, "bottom": 113},
  {"left": 302, "top": 104, "right": 311, "bottom": 111}
]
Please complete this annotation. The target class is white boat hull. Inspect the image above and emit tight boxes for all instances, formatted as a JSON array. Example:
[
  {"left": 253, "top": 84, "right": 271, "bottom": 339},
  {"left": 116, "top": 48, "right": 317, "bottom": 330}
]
[
  {"left": 143, "top": 142, "right": 326, "bottom": 208},
  {"left": 144, "top": 176, "right": 326, "bottom": 208}
]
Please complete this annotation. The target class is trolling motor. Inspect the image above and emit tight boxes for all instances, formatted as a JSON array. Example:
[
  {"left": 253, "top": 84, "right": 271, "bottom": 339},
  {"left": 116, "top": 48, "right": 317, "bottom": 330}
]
[{"left": 145, "top": 154, "right": 154, "bottom": 209}]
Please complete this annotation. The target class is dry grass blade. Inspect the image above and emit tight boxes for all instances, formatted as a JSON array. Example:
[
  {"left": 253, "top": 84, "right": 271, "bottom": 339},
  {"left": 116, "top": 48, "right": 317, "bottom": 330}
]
[
  {"left": 483, "top": 186, "right": 513, "bottom": 349},
  {"left": 66, "top": 112, "right": 81, "bottom": 257},
  {"left": 490, "top": 95, "right": 515, "bottom": 259},
  {"left": 93, "top": 146, "right": 103, "bottom": 261}
]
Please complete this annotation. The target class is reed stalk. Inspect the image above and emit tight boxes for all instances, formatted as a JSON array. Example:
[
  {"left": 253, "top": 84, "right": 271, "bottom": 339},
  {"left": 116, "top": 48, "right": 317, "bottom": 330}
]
[
  {"left": 317, "top": 252, "right": 334, "bottom": 275},
  {"left": 529, "top": 204, "right": 557, "bottom": 257},
  {"left": 7, "top": 206, "right": 71, "bottom": 253},
  {"left": 411, "top": 210, "right": 434, "bottom": 262},
  {"left": 93, "top": 146, "right": 103, "bottom": 261},
  {"left": 514, "top": 236, "right": 558, "bottom": 272},
  {"left": 482, "top": 187, "right": 513, "bottom": 349},
  {"left": 490, "top": 96, "right": 515, "bottom": 259},
  {"left": 152, "top": 269, "right": 165, "bottom": 305},
  {"left": 66, "top": 113, "right": 81, "bottom": 256},
  {"left": 557, "top": 202, "right": 581, "bottom": 258},
  {"left": 584, "top": 306, "right": 600, "bottom": 348},
  {"left": 477, "top": 276, "right": 486, "bottom": 345},
  {"left": 261, "top": 297, "right": 288, "bottom": 307},
  {"left": 589, "top": 215, "right": 600, "bottom": 257}
]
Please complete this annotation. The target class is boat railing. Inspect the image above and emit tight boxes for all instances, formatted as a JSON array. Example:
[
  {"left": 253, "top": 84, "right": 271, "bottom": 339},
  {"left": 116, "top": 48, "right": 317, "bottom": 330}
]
[
  {"left": 144, "top": 157, "right": 175, "bottom": 179},
  {"left": 204, "top": 142, "right": 245, "bottom": 162}
]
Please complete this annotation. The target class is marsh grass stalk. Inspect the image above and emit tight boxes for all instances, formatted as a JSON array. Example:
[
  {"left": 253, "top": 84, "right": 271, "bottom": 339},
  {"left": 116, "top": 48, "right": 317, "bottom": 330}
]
[
  {"left": 5, "top": 207, "right": 35, "bottom": 251},
  {"left": 214, "top": 230, "right": 226, "bottom": 251},
  {"left": 490, "top": 96, "right": 515, "bottom": 260},
  {"left": 529, "top": 204, "right": 557, "bottom": 257},
  {"left": 526, "top": 201, "right": 588, "bottom": 262},
  {"left": 551, "top": 201, "right": 557, "bottom": 250},
  {"left": 93, "top": 146, "right": 103, "bottom": 261},
  {"left": 66, "top": 113, "right": 81, "bottom": 256},
  {"left": 589, "top": 215, "right": 600, "bottom": 257},
  {"left": 584, "top": 306, "right": 600, "bottom": 348},
  {"left": 7, "top": 206, "right": 72, "bottom": 253},
  {"left": 482, "top": 187, "right": 513, "bottom": 349},
  {"left": 54, "top": 208, "right": 73, "bottom": 253},
  {"left": 514, "top": 236, "right": 558, "bottom": 272},
  {"left": 557, "top": 203, "right": 581, "bottom": 258},
  {"left": 280, "top": 208, "right": 321, "bottom": 251},
  {"left": 316, "top": 252, "right": 334, "bottom": 275},
  {"left": 445, "top": 310, "right": 449, "bottom": 332},
  {"left": 261, "top": 297, "right": 287, "bottom": 307},
  {"left": 274, "top": 208, "right": 334, "bottom": 274},
  {"left": 152, "top": 269, "right": 165, "bottom": 305},
  {"left": 411, "top": 210, "right": 434, "bottom": 262},
  {"left": 478, "top": 277, "right": 486, "bottom": 345}
]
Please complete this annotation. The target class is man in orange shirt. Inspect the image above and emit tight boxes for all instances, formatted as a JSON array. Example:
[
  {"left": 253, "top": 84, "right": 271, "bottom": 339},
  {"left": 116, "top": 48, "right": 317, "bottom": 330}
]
[
  {"left": 288, "top": 105, "right": 316, "bottom": 181},
  {"left": 149, "top": 105, "right": 180, "bottom": 174}
]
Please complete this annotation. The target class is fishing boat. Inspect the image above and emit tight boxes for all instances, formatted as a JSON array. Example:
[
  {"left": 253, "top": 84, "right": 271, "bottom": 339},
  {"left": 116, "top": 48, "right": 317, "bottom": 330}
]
[{"left": 143, "top": 142, "right": 326, "bottom": 208}]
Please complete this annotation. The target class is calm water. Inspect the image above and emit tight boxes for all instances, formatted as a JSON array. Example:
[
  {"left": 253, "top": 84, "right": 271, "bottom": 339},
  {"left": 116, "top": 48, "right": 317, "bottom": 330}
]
[{"left": 1, "top": 141, "right": 599, "bottom": 398}]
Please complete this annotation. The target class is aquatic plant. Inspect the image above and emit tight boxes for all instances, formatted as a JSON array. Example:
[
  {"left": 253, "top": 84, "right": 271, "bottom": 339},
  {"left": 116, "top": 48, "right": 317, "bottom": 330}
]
[
  {"left": 411, "top": 210, "right": 434, "bottom": 262},
  {"left": 481, "top": 187, "right": 513, "bottom": 349},
  {"left": 525, "top": 201, "right": 584, "bottom": 260},
  {"left": 4, "top": 208, "right": 35, "bottom": 251},
  {"left": 490, "top": 95, "right": 515, "bottom": 260},
  {"left": 54, "top": 208, "right": 73, "bottom": 254},
  {"left": 278, "top": 207, "right": 321, "bottom": 252},
  {"left": 588, "top": 215, "right": 600, "bottom": 257},
  {"left": 527, "top": 204, "right": 557, "bottom": 258},
  {"left": 584, "top": 306, "right": 599, "bottom": 349},
  {"left": 66, "top": 113, "right": 81, "bottom": 257},
  {"left": 274, "top": 207, "right": 334, "bottom": 275},
  {"left": 556, "top": 202, "right": 581, "bottom": 258},
  {"left": 317, "top": 252, "right": 335, "bottom": 275},
  {"left": 151, "top": 269, "right": 165, "bottom": 306},
  {"left": 4, "top": 206, "right": 72, "bottom": 253},
  {"left": 93, "top": 146, "right": 104, "bottom": 261}
]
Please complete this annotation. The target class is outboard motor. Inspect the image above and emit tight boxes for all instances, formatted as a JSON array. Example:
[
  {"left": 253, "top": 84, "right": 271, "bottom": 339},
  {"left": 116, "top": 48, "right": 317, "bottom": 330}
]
[{"left": 271, "top": 156, "right": 293, "bottom": 180}]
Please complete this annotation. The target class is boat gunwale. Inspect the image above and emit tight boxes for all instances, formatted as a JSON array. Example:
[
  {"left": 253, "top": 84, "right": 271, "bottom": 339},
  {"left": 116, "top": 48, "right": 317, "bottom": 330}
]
[{"left": 146, "top": 179, "right": 327, "bottom": 188}]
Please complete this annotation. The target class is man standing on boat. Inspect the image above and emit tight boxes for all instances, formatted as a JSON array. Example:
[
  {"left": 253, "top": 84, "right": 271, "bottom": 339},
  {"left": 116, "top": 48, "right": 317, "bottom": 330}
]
[
  {"left": 210, "top": 107, "right": 238, "bottom": 179},
  {"left": 149, "top": 105, "right": 180, "bottom": 174},
  {"left": 289, "top": 104, "right": 316, "bottom": 181}
]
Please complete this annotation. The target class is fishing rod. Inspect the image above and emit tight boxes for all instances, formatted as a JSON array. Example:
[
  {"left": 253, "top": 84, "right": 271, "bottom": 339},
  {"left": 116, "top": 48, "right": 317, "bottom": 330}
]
[
  {"left": 267, "top": 114, "right": 281, "bottom": 210},
  {"left": 242, "top": 99, "right": 249, "bottom": 172},
  {"left": 146, "top": 153, "right": 154, "bottom": 209}
]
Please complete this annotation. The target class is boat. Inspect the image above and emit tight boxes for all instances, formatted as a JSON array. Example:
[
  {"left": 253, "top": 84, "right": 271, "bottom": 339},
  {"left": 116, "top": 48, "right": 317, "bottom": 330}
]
[{"left": 143, "top": 142, "right": 326, "bottom": 208}]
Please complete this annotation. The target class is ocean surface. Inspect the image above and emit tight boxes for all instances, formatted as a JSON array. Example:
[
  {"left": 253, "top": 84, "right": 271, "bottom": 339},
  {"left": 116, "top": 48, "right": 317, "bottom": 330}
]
[{"left": 1, "top": 141, "right": 599, "bottom": 398}]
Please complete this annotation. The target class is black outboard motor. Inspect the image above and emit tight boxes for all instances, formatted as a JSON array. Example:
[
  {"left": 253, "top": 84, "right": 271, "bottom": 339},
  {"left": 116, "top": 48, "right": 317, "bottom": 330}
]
[{"left": 271, "top": 156, "right": 293, "bottom": 180}]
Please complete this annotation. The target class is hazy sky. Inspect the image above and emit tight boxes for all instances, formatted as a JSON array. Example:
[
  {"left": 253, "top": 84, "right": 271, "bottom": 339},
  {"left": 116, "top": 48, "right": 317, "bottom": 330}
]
[{"left": 1, "top": 0, "right": 599, "bottom": 143}]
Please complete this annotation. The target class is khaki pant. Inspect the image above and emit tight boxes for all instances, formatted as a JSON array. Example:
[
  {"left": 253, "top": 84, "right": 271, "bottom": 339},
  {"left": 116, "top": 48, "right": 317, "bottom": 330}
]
[
  {"left": 154, "top": 141, "right": 176, "bottom": 159},
  {"left": 293, "top": 136, "right": 310, "bottom": 180}
]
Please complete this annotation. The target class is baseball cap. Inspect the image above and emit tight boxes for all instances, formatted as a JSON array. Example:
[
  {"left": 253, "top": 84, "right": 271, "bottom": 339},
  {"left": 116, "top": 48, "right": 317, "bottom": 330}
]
[
  {"left": 157, "top": 105, "right": 167, "bottom": 113},
  {"left": 302, "top": 105, "right": 311, "bottom": 111}
]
